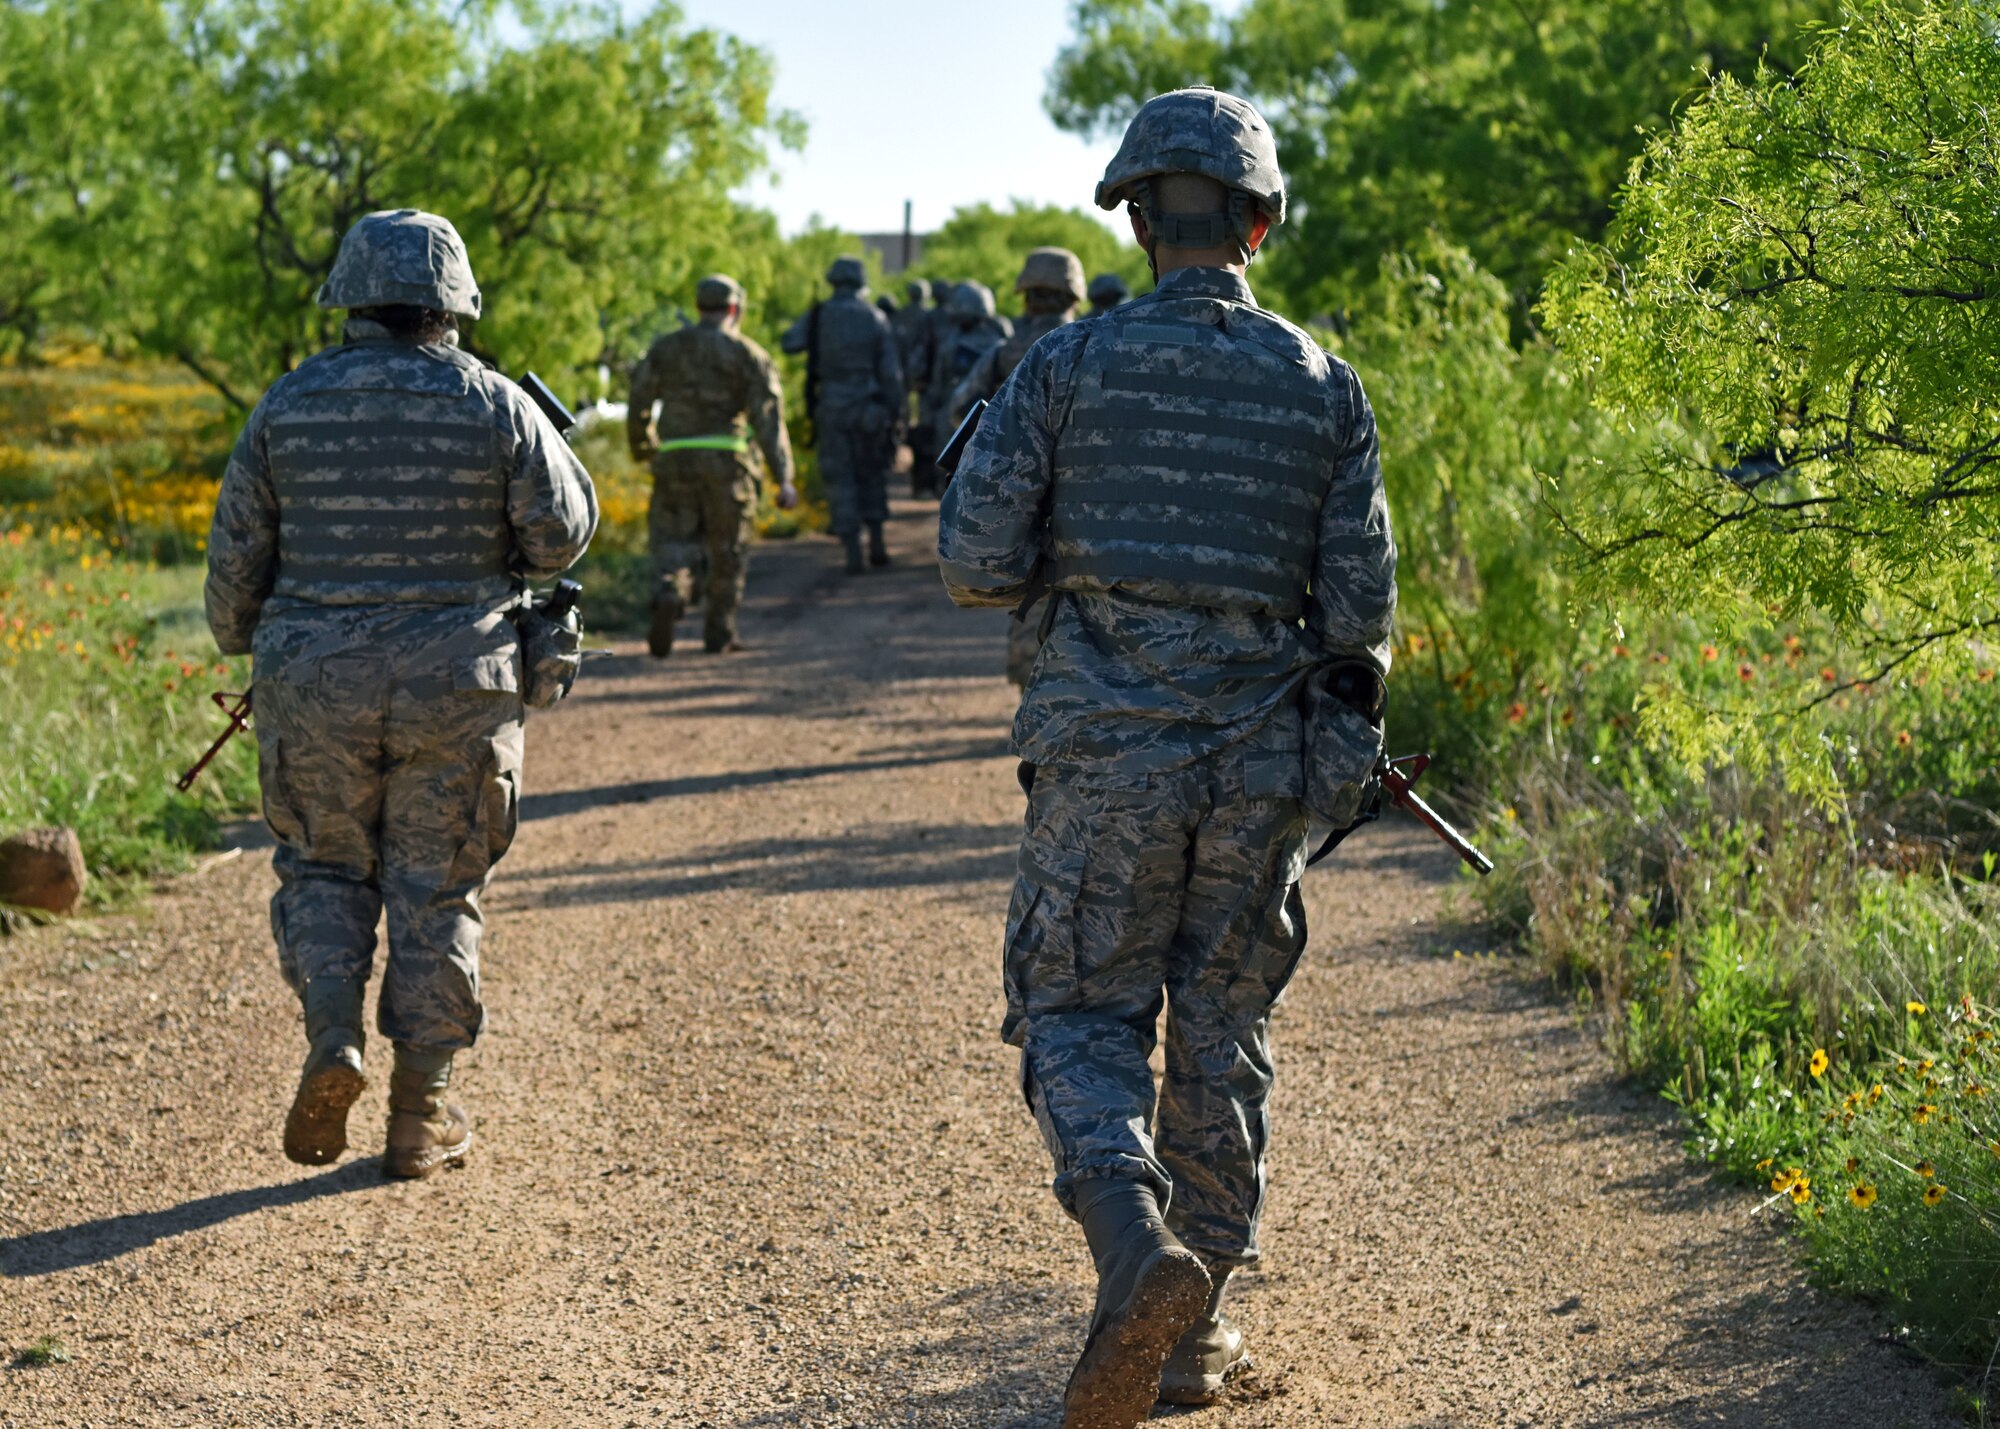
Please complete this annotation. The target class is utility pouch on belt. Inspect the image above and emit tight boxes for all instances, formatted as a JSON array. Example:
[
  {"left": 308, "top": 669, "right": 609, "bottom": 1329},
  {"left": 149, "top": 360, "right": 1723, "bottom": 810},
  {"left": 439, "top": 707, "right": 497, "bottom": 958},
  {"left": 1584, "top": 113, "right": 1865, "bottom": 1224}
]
[
  {"left": 1302, "top": 661, "right": 1386, "bottom": 827},
  {"left": 514, "top": 579, "right": 584, "bottom": 710}
]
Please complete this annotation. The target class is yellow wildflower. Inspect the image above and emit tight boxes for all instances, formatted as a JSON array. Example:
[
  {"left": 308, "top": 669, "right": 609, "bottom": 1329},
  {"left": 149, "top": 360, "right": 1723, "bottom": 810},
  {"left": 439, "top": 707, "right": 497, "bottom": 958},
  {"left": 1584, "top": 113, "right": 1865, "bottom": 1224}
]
[
  {"left": 1907, "top": 1001, "right": 1928, "bottom": 1015},
  {"left": 1848, "top": 1182, "right": 1878, "bottom": 1209},
  {"left": 1915, "top": 1162, "right": 1936, "bottom": 1179},
  {"left": 1789, "top": 1180, "right": 1811, "bottom": 1205},
  {"left": 1913, "top": 1104, "right": 1936, "bottom": 1125},
  {"left": 1809, "top": 1048, "right": 1829, "bottom": 1079},
  {"left": 1924, "top": 1184, "right": 1947, "bottom": 1207}
]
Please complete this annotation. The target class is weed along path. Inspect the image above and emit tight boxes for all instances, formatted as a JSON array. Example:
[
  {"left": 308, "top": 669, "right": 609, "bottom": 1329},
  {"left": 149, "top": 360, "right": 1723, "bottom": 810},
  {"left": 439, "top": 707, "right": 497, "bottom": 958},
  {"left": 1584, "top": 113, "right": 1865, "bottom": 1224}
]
[{"left": 0, "top": 502, "right": 1958, "bottom": 1429}]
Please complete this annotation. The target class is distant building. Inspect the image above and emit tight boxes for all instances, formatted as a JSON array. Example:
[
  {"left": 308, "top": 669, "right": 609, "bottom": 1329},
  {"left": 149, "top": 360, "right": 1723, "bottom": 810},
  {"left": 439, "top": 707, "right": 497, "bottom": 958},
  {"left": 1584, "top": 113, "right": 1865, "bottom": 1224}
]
[{"left": 857, "top": 231, "right": 929, "bottom": 276}]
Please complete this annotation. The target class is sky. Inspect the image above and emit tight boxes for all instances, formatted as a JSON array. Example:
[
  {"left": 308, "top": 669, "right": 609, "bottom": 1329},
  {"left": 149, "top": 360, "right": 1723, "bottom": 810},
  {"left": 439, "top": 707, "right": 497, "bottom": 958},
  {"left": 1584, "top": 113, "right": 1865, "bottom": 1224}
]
[{"left": 662, "top": 0, "right": 1225, "bottom": 237}]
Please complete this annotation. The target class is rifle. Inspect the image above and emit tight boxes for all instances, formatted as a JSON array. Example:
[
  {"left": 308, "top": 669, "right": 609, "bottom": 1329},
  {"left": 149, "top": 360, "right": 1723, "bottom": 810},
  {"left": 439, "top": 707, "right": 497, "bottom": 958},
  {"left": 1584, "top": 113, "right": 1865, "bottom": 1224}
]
[
  {"left": 518, "top": 371, "right": 577, "bottom": 436},
  {"left": 176, "top": 690, "right": 253, "bottom": 793},
  {"left": 937, "top": 398, "right": 987, "bottom": 481},
  {"left": 1308, "top": 753, "right": 1495, "bottom": 875}
]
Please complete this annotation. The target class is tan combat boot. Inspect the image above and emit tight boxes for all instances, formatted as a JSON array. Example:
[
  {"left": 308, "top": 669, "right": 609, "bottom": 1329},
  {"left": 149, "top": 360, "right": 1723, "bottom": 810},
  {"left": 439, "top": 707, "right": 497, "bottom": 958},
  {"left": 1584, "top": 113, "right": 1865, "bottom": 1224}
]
[
  {"left": 283, "top": 977, "right": 368, "bottom": 1166},
  {"left": 382, "top": 1045, "right": 472, "bottom": 1180},
  {"left": 1062, "top": 1178, "right": 1211, "bottom": 1429},
  {"left": 1157, "top": 1264, "right": 1251, "bottom": 1405}
]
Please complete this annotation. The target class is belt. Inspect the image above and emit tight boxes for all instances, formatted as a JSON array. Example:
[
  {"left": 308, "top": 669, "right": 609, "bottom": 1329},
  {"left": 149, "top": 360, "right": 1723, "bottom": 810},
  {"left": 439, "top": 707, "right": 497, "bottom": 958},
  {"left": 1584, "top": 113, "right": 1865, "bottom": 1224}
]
[{"left": 657, "top": 434, "right": 749, "bottom": 453}]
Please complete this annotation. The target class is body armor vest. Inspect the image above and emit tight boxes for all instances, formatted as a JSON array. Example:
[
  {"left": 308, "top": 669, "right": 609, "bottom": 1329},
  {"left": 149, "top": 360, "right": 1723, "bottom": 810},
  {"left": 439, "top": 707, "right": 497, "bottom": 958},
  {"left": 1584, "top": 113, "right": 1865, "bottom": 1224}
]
[
  {"left": 992, "top": 312, "right": 1066, "bottom": 388},
  {"left": 1048, "top": 294, "right": 1341, "bottom": 619},
  {"left": 266, "top": 340, "right": 515, "bottom": 606},
  {"left": 812, "top": 293, "right": 891, "bottom": 395},
  {"left": 648, "top": 325, "right": 755, "bottom": 439}
]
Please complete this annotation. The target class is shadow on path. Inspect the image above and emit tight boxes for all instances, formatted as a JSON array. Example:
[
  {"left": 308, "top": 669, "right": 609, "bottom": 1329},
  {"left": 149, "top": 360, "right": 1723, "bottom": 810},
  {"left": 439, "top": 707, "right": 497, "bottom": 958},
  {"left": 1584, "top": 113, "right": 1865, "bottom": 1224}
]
[
  {"left": 521, "top": 734, "right": 1011, "bottom": 823},
  {"left": 0, "top": 1159, "right": 381, "bottom": 1278}
]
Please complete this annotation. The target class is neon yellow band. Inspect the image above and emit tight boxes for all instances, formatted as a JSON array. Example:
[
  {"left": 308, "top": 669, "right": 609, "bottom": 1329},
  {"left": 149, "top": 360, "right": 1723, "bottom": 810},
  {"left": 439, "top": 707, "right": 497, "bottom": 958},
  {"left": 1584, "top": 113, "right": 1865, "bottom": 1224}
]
[{"left": 657, "top": 434, "right": 749, "bottom": 453}]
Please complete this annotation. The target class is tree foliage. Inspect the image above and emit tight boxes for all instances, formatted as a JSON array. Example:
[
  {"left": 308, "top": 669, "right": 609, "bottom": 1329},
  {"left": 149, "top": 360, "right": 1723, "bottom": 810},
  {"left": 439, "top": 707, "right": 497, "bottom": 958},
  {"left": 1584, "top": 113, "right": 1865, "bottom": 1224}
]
[
  {"left": 1047, "top": 0, "right": 1839, "bottom": 315},
  {"left": 1543, "top": 0, "right": 2000, "bottom": 781},
  {"left": 0, "top": 0, "right": 803, "bottom": 404},
  {"left": 907, "top": 202, "right": 1151, "bottom": 315}
]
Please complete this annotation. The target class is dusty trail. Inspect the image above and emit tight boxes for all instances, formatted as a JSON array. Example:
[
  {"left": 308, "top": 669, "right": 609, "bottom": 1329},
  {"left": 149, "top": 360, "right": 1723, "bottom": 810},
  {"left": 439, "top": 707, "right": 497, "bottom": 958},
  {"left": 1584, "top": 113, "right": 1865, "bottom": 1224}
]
[{"left": 0, "top": 504, "right": 1956, "bottom": 1428}]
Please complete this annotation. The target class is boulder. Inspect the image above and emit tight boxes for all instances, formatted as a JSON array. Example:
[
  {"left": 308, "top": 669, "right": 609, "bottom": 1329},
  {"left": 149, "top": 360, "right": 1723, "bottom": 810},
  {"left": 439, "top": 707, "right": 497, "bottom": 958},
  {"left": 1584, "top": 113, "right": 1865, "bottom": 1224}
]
[{"left": 0, "top": 826, "right": 88, "bottom": 915}]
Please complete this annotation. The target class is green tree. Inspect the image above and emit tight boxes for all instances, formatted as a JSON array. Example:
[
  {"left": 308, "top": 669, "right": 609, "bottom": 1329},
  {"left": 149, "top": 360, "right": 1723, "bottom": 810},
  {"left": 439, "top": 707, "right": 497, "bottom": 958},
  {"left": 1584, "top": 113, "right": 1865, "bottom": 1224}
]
[
  {"left": 1542, "top": 0, "right": 2000, "bottom": 783},
  {"left": 0, "top": 0, "right": 802, "bottom": 405},
  {"left": 1047, "top": 0, "right": 1838, "bottom": 317},
  {"left": 910, "top": 201, "right": 1150, "bottom": 314}
]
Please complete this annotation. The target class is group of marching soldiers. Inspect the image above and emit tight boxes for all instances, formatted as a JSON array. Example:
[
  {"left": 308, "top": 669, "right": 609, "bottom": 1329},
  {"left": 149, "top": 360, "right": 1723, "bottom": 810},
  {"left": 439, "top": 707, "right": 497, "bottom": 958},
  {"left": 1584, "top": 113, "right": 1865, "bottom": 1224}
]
[
  {"left": 207, "top": 82, "right": 1399, "bottom": 1429},
  {"left": 885, "top": 264, "right": 1133, "bottom": 496},
  {"left": 626, "top": 251, "right": 1132, "bottom": 662}
]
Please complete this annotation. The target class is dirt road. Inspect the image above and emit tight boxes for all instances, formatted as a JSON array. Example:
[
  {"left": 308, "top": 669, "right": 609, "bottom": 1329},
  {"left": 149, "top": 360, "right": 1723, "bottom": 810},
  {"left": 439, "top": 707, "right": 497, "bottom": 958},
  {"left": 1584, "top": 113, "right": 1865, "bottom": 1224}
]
[{"left": 0, "top": 504, "right": 1956, "bottom": 1428}]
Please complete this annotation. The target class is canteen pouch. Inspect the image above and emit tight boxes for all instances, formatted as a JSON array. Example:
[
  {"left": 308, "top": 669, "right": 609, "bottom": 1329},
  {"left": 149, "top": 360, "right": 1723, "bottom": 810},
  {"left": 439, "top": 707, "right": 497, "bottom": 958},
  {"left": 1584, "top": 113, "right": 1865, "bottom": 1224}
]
[
  {"left": 514, "top": 601, "right": 583, "bottom": 710},
  {"left": 1302, "top": 666, "right": 1385, "bottom": 827}
]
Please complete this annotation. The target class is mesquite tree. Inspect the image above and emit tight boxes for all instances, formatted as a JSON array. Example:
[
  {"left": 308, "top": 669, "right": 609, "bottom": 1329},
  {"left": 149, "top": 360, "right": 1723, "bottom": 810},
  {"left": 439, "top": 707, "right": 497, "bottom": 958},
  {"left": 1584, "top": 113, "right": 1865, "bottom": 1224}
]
[{"left": 1543, "top": 0, "right": 2000, "bottom": 782}]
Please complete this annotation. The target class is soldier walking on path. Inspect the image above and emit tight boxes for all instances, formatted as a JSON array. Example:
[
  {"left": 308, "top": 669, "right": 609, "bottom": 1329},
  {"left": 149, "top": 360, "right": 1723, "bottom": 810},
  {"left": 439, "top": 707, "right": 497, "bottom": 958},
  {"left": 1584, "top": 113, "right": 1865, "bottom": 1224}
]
[
  {"left": 925, "top": 281, "right": 1009, "bottom": 487},
  {"left": 628, "top": 274, "right": 798, "bottom": 656},
  {"left": 781, "top": 257, "right": 903, "bottom": 574},
  {"left": 204, "top": 209, "right": 598, "bottom": 1181},
  {"left": 1087, "top": 271, "right": 1133, "bottom": 317},
  {"left": 893, "top": 279, "right": 940, "bottom": 495},
  {"left": 937, "top": 88, "right": 1397, "bottom": 1428},
  {"left": 946, "top": 248, "right": 1087, "bottom": 687}
]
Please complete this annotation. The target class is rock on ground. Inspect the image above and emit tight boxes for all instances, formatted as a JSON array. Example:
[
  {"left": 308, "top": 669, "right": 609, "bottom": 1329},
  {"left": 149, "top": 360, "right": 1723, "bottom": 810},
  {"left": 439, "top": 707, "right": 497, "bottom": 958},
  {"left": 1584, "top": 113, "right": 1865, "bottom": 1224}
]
[
  {"left": 0, "top": 825, "right": 86, "bottom": 916},
  {"left": 0, "top": 505, "right": 1961, "bottom": 1428}
]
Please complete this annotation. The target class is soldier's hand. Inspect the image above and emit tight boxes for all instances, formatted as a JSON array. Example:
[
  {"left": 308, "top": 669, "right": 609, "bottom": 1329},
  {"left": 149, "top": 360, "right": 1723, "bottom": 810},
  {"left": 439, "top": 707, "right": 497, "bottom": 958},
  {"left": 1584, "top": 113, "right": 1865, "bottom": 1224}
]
[{"left": 777, "top": 482, "right": 800, "bottom": 511}]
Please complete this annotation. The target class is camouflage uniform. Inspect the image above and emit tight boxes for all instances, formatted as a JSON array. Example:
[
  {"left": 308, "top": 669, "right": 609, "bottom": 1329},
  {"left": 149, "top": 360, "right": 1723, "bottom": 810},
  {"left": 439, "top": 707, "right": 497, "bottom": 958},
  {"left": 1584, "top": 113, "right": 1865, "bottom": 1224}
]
[
  {"left": 781, "top": 257, "right": 903, "bottom": 566},
  {"left": 205, "top": 211, "right": 598, "bottom": 1055},
  {"left": 1087, "top": 272, "right": 1133, "bottom": 317},
  {"left": 925, "top": 282, "right": 1010, "bottom": 473},
  {"left": 628, "top": 274, "right": 794, "bottom": 651},
  {"left": 937, "top": 221, "right": 1396, "bottom": 1270},
  {"left": 945, "top": 250, "right": 1088, "bottom": 687},
  {"left": 894, "top": 280, "right": 941, "bottom": 493}
]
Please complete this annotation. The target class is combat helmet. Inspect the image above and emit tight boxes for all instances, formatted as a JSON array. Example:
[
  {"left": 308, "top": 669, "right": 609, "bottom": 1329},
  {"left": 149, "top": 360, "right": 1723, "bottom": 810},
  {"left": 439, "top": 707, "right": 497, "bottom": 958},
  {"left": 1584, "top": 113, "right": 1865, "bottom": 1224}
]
[
  {"left": 695, "top": 274, "right": 744, "bottom": 311},
  {"left": 316, "top": 209, "right": 482, "bottom": 318},
  {"left": 826, "top": 255, "right": 868, "bottom": 290},
  {"left": 1095, "top": 86, "right": 1285, "bottom": 256},
  {"left": 946, "top": 281, "right": 996, "bottom": 322},
  {"left": 1088, "top": 272, "right": 1131, "bottom": 307},
  {"left": 1015, "top": 247, "right": 1086, "bottom": 305}
]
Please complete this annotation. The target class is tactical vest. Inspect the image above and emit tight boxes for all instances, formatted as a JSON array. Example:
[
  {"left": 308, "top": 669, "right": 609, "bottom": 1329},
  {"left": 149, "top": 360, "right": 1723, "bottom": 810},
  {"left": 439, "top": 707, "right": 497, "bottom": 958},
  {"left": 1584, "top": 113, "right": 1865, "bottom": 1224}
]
[
  {"left": 649, "top": 326, "right": 752, "bottom": 440},
  {"left": 1048, "top": 297, "right": 1341, "bottom": 619},
  {"left": 813, "top": 293, "right": 890, "bottom": 394},
  {"left": 989, "top": 313, "right": 1049, "bottom": 385},
  {"left": 265, "top": 340, "right": 515, "bottom": 606}
]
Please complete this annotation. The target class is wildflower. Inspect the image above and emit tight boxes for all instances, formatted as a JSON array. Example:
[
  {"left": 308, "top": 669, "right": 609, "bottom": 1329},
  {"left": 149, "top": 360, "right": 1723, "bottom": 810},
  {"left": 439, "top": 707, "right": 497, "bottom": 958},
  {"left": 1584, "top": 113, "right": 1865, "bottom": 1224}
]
[
  {"left": 1895, "top": 729, "right": 1913, "bottom": 748},
  {"left": 1756, "top": 1157, "right": 1775, "bottom": 1174},
  {"left": 1612, "top": 645, "right": 1630, "bottom": 659},
  {"left": 1841, "top": 1092, "right": 1861, "bottom": 1112},
  {"left": 1505, "top": 702, "right": 1527, "bottom": 724},
  {"left": 1789, "top": 1180, "right": 1811, "bottom": 1205},
  {"left": 1845, "top": 1158, "right": 1860, "bottom": 1173},
  {"left": 1771, "top": 1167, "right": 1804, "bottom": 1193},
  {"left": 1809, "top": 1048, "right": 1829, "bottom": 1079},
  {"left": 1848, "top": 1182, "right": 1878, "bottom": 1209},
  {"left": 1913, "top": 1104, "right": 1936, "bottom": 1125},
  {"left": 1919, "top": 1059, "right": 1935, "bottom": 1076},
  {"left": 1701, "top": 644, "right": 1719, "bottom": 662},
  {"left": 1907, "top": 1001, "right": 1928, "bottom": 1015},
  {"left": 1915, "top": 1162, "right": 1936, "bottom": 1178},
  {"left": 1967, "top": 1084, "right": 1987, "bottom": 1098},
  {"left": 1924, "top": 1184, "right": 1947, "bottom": 1207},
  {"left": 1821, "top": 667, "right": 1838, "bottom": 683},
  {"left": 1737, "top": 662, "right": 1756, "bottom": 682}
]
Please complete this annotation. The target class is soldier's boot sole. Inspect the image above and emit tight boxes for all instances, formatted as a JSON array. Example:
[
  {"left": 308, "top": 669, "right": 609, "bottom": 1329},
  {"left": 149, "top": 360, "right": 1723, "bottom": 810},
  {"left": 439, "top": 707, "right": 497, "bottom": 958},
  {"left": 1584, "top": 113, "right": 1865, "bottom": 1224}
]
[
  {"left": 382, "top": 1124, "right": 473, "bottom": 1181},
  {"left": 1062, "top": 1247, "right": 1208, "bottom": 1429},
  {"left": 283, "top": 1060, "right": 367, "bottom": 1167}
]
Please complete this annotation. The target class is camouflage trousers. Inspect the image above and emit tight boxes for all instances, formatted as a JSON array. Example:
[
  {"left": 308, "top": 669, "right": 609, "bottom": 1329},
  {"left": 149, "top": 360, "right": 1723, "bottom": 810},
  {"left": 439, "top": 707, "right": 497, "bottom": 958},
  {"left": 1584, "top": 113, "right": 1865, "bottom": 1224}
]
[
  {"left": 1005, "top": 595, "right": 1051, "bottom": 688},
  {"left": 815, "top": 414, "right": 891, "bottom": 537},
  {"left": 1005, "top": 750, "right": 1310, "bottom": 1267},
  {"left": 650, "top": 449, "right": 757, "bottom": 644},
  {"left": 252, "top": 602, "right": 526, "bottom": 1051}
]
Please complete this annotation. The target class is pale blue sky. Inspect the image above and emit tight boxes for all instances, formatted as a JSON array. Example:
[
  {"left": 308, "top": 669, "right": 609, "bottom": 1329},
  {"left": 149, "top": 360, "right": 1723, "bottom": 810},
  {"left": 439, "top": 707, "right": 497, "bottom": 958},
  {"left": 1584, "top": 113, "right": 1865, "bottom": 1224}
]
[{"left": 663, "top": 0, "right": 1236, "bottom": 236}]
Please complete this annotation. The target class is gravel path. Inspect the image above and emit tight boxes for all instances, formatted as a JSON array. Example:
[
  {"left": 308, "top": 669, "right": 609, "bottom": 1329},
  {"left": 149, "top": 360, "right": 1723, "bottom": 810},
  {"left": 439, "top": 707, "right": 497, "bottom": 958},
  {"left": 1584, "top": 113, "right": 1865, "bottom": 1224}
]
[{"left": 0, "top": 503, "right": 1956, "bottom": 1428}]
